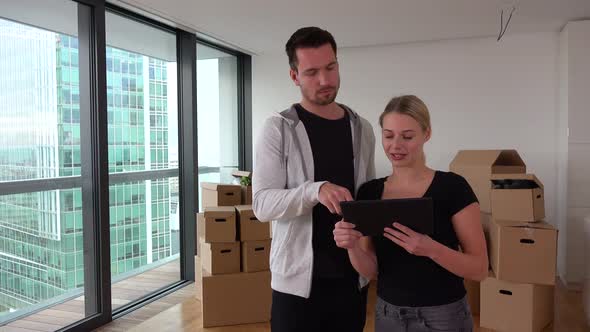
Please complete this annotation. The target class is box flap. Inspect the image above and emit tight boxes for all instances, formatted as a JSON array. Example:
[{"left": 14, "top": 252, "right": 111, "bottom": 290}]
[
  {"left": 490, "top": 173, "right": 543, "bottom": 189},
  {"left": 450, "top": 149, "right": 525, "bottom": 170},
  {"left": 450, "top": 150, "right": 503, "bottom": 169},
  {"left": 200, "top": 182, "right": 241, "bottom": 191},
  {"left": 232, "top": 170, "right": 252, "bottom": 178},
  {"left": 495, "top": 150, "right": 525, "bottom": 167}
]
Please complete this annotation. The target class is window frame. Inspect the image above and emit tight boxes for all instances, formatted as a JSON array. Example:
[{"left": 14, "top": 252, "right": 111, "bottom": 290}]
[{"left": 0, "top": 0, "right": 251, "bottom": 330}]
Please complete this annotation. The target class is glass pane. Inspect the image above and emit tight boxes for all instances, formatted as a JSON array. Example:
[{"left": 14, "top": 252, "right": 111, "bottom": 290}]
[
  {"left": 0, "top": 1, "right": 94, "bottom": 329},
  {"left": 0, "top": 8, "right": 80, "bottom": 182},
  {"left": 105, "top": 11, "right": 180, "bottom": 310},
  {"left": 108, "top": 178, "right": 180, "bottom": 309},
  {"left": 0, "top": 189, "right": 87, "bottom": 327},
  {"left": 196, "top": 44, "right": 239, "bottom": 211}
]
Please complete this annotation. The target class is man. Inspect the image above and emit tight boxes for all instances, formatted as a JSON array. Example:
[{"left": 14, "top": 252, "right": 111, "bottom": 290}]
[{"left": 252, "top": 27, "right": 376, "bottom": 331}]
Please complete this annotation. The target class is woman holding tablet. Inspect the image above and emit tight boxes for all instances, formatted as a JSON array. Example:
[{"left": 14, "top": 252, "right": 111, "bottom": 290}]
[{"left": 333, "top": 95, "right": 488, "bottom": 332}]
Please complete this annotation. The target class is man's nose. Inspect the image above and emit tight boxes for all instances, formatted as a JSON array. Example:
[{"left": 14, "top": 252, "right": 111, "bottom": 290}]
[{"left": 318, "top": 71, "right": 329, "bottom": 86}]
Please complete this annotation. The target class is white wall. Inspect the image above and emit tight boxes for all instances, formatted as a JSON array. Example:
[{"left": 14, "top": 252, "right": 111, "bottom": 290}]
[
  {"left": 253, "top": 31, "right": 567, "bottom": 277},
  {"left": 557, "top": 24, "right": 570, "bottom": 286},
  {"left": 561, "top": 21, "right": 590, "bottom": 286}
]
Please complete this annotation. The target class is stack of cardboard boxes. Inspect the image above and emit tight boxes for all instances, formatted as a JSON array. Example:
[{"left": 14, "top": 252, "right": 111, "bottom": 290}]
[
  {"left": 451, "top": 150, "right": 558, "bottom": 332},
  {"left": 195, "top": 173, "right": 272, "bottom": 328}
]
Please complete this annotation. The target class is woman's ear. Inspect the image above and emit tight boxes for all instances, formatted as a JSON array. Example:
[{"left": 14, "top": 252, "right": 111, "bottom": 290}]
[{"left": 424, "top": 128, "right": 432, "bottom": 142}]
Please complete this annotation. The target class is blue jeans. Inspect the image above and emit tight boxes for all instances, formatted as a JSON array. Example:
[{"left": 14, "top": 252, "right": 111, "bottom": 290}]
[{"left": 375, "top": 296, "right": 473, "bottom": 332}]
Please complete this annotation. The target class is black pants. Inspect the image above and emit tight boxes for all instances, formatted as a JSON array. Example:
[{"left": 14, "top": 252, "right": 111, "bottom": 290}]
[{"left": 271, "top": 277, "right": 368, "bottom": 332}]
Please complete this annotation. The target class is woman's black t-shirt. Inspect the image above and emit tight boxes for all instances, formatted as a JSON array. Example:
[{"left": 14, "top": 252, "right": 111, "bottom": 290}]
[{"left": 356, "top": 171, "right": 478, "bottom": 307}]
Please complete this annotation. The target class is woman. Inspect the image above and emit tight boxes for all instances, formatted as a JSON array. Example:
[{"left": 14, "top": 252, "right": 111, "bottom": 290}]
[{"left": 334, "top": 95, "right": 488, "bottom": 331}]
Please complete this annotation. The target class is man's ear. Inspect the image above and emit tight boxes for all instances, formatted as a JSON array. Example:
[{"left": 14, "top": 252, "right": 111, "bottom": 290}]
[{"left": 289, "top": 68, "right": 300, "bottom": 86}]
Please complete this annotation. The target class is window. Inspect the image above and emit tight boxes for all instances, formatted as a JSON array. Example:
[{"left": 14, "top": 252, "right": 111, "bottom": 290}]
[
  {"left": 196, "top": 44, "right": 240, "bottom": 211},
  {"left": 0, "top": 1, "right": 95, "bottom": 328},
  {"left": 105, "top": 10, "right": 180, "bottom": 310},
  {"left": 0, "top": 1, "right": 248, "bottom": 330}
]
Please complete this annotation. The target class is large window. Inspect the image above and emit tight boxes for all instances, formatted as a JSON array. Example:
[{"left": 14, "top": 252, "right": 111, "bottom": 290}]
[
  {"left": 105, "top": 10, "right": 180, "bottom": 309},
  {"left": 197, "top": 43, "right": 240, "bottom": 211},
  {"left": 0, "top": 1, "right": 249, "bottom": 330},
  {"left": 0, "top": 1, "right": 94, "bottom": 329}
]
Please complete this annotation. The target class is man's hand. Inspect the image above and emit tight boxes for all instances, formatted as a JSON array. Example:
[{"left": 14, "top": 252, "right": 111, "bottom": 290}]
[{"left": 318, "top": 182, "right": 353, "bottom": 215}]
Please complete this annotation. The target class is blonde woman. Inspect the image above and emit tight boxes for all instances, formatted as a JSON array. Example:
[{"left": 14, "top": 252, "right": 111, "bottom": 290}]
[{"left": 333, "top": 95, "right": 488, "bottom": 332}]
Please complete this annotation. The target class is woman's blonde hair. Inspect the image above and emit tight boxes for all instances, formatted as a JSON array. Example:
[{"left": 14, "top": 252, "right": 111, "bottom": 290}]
[{"left": 379, "top": 95, "right": 431, "bottom": 133}]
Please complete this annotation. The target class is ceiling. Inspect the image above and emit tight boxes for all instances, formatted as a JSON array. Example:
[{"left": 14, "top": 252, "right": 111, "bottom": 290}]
[{"left": 118, "top": 0, "right": 590, "bottom": 55}]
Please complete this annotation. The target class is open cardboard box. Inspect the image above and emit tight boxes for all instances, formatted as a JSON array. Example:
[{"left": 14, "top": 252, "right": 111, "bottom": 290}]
[
  {"left": 449, "top": 150, "right": 526, "bottom": 213},
  {"left": 491, "top": 173, "right": 545, "bottom": 222}
]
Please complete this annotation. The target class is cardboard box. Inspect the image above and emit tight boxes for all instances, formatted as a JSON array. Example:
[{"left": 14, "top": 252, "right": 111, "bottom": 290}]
[
  {"left": 241, "top": 239, "right": 271, "bottom": 272},
  {"left": 489, "top": 219, "right": 557, "bottom": 285},
  {"left": 201, "top": 182, "right": 242, "bottom": 207},
  {"left": 242, "top": 185, "right": 252, "bottom": 205},
  {"left": 464, "top": 279, "right": 480, "bottom": 315},
  {"left": 232, "top": 170, "right": 252, "bottom": 205},
  {"left": 196, "top": 212, "right": 204, "bottom": 255},
  {"left": 200, "top": 238, "right": 240, "bottom": 275},
  {"left": 481, "top": 212, "right": 492, "bottom": 235},
  {"left": 449, "top": 150, "right": 526, "bottom": 213},
  {"left": 491, "top": 173, "right": 545, "bottom": 222},
  {"left": 201, "top": 207, "right": 236, "bottom": 243},
  {"left": 235, "top": 205, "right": 270, "bottom": 241},
  {"left": 480, "top": 273, "right": 554, "bottom": 332},
  {"left": 481, "top": 212, "right": 492, "bottom": 270},
  {"left": 198, "top": 269, "right": 271, "bottom": 327}
]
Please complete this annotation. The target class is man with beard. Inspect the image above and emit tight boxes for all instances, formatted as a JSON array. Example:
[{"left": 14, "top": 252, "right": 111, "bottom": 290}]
[{"left": 252, "top": 27, "right": 376, "bottom": 332}]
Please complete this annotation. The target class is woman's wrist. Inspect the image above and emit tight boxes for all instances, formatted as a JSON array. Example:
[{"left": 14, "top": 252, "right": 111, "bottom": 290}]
[
  {"left": 347, "top": 243, "right": 364, "bottom": 255},
  {"left": 427, "top": 238, "right": 444, "bottom": 261}
]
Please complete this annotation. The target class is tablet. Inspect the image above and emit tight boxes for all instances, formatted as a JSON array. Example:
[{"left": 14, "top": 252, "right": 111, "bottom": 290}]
[{"left": 340, "top": 197, "right": 434, "bottom": 237}]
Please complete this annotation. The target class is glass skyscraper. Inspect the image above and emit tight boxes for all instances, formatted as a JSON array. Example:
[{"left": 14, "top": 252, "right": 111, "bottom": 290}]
[{"left": 0, "top": 19, "right": 176, "bottom": 315}]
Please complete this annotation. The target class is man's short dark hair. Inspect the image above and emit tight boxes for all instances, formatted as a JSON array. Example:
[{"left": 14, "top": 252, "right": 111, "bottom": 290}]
[{"left": 285, "top": 27, "right": 337, "bottom": 72}]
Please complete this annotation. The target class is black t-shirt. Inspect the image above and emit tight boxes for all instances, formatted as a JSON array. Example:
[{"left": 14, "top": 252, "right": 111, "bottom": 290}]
[
  {"left": 357, "top": 171, "right": 478, "bottom": 306},
  {"left": 296, "top": 104, "right": 357, "bottom": 280}
]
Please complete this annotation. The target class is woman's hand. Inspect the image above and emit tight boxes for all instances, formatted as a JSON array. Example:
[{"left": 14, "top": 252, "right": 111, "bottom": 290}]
[
  {"left": 384, "top": 222, "right": 440, "bottom": 259},
  {"left": 333, "top": 220, "right": 364, "bottom": 249}
]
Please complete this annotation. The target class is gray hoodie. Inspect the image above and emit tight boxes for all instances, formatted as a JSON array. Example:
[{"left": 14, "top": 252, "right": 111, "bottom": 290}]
[{"left": 252, "top": 103, "right": 376, "bottom": 298}]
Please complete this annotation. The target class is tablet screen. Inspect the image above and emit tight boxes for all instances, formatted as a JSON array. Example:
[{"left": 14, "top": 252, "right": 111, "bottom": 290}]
[{"left": 340, "top": 197, "right": 434, "bottom": 237}]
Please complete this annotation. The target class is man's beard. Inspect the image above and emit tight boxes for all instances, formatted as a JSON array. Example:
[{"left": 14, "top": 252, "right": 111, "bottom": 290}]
[{"left": 303, "top": 86, "right": 338, "bottom": 106}]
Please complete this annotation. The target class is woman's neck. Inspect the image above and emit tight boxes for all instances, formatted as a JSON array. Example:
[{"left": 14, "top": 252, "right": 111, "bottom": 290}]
[{"left": 388, "top": 164, "right": 433, "bottom": 186}]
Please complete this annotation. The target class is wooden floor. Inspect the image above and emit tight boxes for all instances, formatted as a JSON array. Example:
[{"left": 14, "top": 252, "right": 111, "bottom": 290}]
[
  {"left": 100, "top": 265, "right": 589, "bottom": 332},
  {"left": 0, "top": 259, "right": 181, "bottom": 332},
  {"left": 2, "top": 257, "right": 589, "bottom": 332}
]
